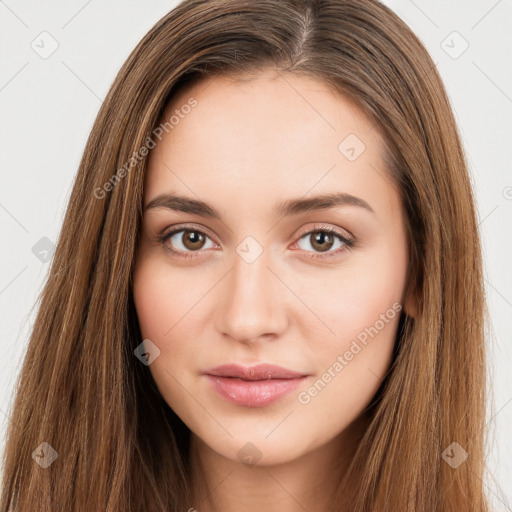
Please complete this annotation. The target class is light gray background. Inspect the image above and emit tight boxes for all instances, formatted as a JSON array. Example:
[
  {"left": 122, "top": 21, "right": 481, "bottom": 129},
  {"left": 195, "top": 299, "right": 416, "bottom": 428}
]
[{"left": 1, "top": 0, "right": 511, "bottom": 508}]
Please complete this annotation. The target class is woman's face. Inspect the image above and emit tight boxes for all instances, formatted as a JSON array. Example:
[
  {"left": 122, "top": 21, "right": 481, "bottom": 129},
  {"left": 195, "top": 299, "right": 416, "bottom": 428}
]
[{"left": 133, "top": 70, "right": 415, "bottom": 466}]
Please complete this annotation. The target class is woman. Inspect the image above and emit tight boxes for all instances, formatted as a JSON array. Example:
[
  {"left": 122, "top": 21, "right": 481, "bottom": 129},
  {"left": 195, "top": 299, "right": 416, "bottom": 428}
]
[{"left": 0, "top": 0, "right": 489, "bottom": 510}]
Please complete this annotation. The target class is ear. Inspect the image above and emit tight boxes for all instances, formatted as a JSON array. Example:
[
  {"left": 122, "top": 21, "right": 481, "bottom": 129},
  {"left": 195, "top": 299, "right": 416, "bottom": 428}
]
[
  {"left": 402, "top": 259, "right": 420, "bottom": 318},
  {"left": 403, "top": 287, "right": 419, "bottom": 318}
]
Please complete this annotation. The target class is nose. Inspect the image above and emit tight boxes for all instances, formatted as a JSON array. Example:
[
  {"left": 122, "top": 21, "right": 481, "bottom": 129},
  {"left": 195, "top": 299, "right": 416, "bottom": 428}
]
[{"left": 214, "top": 249, "right": 289, "bottom": 344}]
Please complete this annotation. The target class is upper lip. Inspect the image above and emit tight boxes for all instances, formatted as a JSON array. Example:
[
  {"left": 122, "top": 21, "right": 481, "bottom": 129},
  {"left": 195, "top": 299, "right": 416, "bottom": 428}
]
[{"left": 202, "top": 363, "right": 307, "bottom": 381}]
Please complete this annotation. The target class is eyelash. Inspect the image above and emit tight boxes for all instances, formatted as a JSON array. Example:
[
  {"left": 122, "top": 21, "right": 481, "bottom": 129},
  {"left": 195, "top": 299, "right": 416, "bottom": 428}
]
[{"left": 157, "top": 224, "right": 356, "bottom": 260}]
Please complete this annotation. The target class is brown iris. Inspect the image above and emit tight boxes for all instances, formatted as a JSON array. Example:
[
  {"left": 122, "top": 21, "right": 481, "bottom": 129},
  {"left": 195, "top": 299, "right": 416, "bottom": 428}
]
[
  {"left": 181, "top": 231, "right": 206, "bottom": 251},
  {"left": 309, "top": 231, "right": 335, "bottom": 252}
]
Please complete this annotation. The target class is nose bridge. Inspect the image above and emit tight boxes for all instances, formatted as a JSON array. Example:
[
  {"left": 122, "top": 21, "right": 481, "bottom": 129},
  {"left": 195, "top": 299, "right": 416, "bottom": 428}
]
[{"left": 215, "top": 245, "right": 287, "bottom": 343}]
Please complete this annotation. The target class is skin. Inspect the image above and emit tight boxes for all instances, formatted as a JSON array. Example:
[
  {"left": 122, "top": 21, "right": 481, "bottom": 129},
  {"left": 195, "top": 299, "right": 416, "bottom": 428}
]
[{"left": 133, "top": 69, "right": 417, "bottom": 512}]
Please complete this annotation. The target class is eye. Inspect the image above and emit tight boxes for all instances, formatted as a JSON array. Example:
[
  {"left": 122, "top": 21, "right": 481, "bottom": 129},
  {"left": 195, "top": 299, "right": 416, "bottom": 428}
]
[
  {"left": 158, "top": 225, "right": 216, "bottom": 259},
  {"left": 293, "top": 225, "right": 355, "bottom": 259},
  {"left": 157, "top": 223, "right": 355, "bottom": 260}
]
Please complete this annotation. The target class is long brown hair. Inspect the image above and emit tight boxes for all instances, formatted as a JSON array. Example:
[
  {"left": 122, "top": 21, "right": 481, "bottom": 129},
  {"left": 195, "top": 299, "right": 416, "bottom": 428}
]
[{"left": 0, "top": 0, "right": 489, "bottom": 510}]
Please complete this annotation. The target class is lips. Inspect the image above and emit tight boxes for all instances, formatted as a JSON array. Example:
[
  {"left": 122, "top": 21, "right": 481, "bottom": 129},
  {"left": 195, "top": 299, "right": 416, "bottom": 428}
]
[
  {"left": 202, "top": 363, "right": 309, "bottom": 407},
  {"left": 202, "top": 363, "right": 307, "bottom": 380}
]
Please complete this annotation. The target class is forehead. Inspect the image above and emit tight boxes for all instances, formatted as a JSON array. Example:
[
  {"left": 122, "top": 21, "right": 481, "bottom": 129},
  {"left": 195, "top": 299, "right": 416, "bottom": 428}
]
[
  {"left": 163, "top": 70, "right": 378, "bottom": 149},
  {"left": 144, "top": 70, "right": 399, "bottom": 222}
]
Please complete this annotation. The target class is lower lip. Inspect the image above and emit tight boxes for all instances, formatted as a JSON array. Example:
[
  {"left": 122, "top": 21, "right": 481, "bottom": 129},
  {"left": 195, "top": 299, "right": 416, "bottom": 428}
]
[{"left": 204, "top": 375, "right": 307, "bottom": 407}]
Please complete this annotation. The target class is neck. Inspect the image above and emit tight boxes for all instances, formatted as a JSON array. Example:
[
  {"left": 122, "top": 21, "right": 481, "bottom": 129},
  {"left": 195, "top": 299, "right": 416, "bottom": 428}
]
[{"left": 187, "top": 415, "right": 368, "bottom": 512}]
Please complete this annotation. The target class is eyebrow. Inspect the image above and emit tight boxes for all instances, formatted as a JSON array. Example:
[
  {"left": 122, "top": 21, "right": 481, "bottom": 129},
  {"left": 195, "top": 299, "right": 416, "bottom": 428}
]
[{"left": 144, "top": 191, "right": 375, "bottom": 218}]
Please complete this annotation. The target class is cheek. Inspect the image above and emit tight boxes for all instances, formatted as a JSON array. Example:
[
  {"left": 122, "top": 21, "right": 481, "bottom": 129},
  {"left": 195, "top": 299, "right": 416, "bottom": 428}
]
[
  {"left": 296, "top": 289, "right": 403, "bottom": 421},
  {"left": 297, "top": 240, "right": 407, "bottom": 348},
  {"left": 132, "top": 253, "right": 214, "bottom": 370},
  {"left": 132, "top": 257, "right": 201, "bottom": 415},
  {"left": 133, "top": 253, "right": 199, "bottom": 341},
  {"left": 133, "top": 272, "right": 168, "bottom": 341}
]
